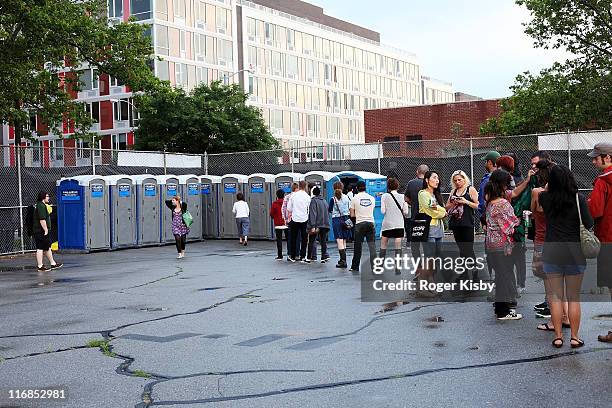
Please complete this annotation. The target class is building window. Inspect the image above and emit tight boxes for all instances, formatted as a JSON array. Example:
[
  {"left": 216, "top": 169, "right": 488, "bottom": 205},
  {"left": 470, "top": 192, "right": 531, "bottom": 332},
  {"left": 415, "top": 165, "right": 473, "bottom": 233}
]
[
  {"left": 114, "top": 99, "right": 129, "bottom": 121},
  {"left": 112, "top": 133, "right": 128, "bottom": 150},
  {"left": 286, "top": 28, "right": 294, "bottom": 49},
  {"left": 290, "top": 111, "right": 299, "bottom": 135},
  {"left": 156, "top": 60, "right": 169, "bottom": 80},
  {"left": 130, "top": 0, "right": 151, "bottom": 21},
  {"left": 173, "top": 0, "right": 185, "bottom": 21},
  {"left": 155, "top": 25, "right": 169, "bottom": 55},
  {"left": 179, "top": 30, "right": 186, "bottom": 57},
  {"left": 247, "top": 18, "right": 257, "bottom": 39},
  {"left": 217, "top": 39, "right": 233, "bottom": 65},
  {"left": 108, "top": 0, "right": 123, "bottom": 19},
  {"left": 406, "top": 134, "right": 423, "bottom": 150},
  {"left": 286, "top": 55, "right": 298, "bottom": 78},
  {"left": 80, "top": 68, "right": 98, "bottom": 91},
  {"left": 50, "top": 140, "right": 64, "bottom": 161},
  {"left": 196, "top": 66, "right": 208, "bottom": 85},
  {"left": 175, "top": 63, "right": 186, "bottom": 87},
  {"left": 271, "top": 109, "right": 283, "bottom": 130},
  {"left": 216, "top": 7, "right": 228, "bottom": 34},
  {"left": 85, "top": 101, "right": 100, "bottom": 123},
  {"left": 194, "top": 0, "right": 206, "bottom": 27}
]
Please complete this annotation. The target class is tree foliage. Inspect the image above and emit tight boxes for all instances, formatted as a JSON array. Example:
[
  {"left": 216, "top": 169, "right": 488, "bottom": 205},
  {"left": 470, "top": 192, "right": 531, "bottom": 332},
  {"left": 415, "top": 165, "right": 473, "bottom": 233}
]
[
  {"left": 481, "top": 0, "right": 612, "bottom": 135},
  {"left": 0, "top": 0, "right": 158, "bottom": 141},
  {"left": 134, "top": 81, "right": 279, "bottom": 154}
]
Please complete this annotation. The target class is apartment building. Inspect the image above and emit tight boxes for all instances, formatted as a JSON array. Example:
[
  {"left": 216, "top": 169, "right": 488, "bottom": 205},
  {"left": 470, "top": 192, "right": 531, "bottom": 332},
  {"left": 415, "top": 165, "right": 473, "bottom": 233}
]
[{"left": 2, "top": 0, "right": 453, "bottom": 165}]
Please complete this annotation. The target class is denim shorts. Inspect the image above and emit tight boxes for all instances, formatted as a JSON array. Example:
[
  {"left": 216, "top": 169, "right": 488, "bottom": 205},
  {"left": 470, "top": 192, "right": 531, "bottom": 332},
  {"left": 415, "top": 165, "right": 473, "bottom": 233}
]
[{"left": 543, "top": 262, "right": 586, "bottom": 276}]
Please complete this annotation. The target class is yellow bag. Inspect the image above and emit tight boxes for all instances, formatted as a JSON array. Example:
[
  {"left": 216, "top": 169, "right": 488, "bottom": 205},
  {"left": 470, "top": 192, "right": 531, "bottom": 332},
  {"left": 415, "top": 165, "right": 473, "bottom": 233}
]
[{"left": 51, "top": 241, "right": 58, "bottom": 251}]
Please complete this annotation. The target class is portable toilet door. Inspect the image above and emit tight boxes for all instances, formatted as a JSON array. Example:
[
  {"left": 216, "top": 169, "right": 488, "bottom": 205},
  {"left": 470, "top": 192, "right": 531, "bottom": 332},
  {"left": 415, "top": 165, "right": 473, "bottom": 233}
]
[
  {"left": 56, "top": 177, "right": 86, "bottom": 251},
  {"left": 178, "top": 175, "right": 202, "bottom": 241},
  {"left": 248, "top": 174, "right": 275, "bottom": 239},
  {"left": 156, "top": 175, "right": 180, "bottom": 243},
  {"left": 200, "top": 176, "right": 221, "bottom": 239},
  {"left": 274, "top": 173, "right": 304, "bottom": 196},
  {"left": 104, "top": 175, "right": 137, "bottom": 249},
  {"left": 133, "top": 175, "right": 160, "bottom": 246},
  {"left": 220, "top": 174, "right": 248, "bottom": 238},
  {"left": 336, "top": 171, "right": 387, "bottom": 238},
  {"left": 304, "top": 171, "right": 339, "bottom": 199}
]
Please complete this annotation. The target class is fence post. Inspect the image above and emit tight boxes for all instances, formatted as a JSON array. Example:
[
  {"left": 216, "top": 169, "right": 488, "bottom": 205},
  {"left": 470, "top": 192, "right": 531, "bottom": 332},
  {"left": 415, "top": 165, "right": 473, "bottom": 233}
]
[
  {"left": 91, "top": 139, "right": 96, "bottom": 175},
  {"left": 469, "top": 137, "right": 474, "bottom": 186},
  {"left": 377, "top": 140, "right": 382, "bottom": 175},
  {"left": 567, "top": 130, "right": 572, "bottom": 170},
  {"left": 163, "top": 149, "right": 167, "bottom": 175},
  {"left": 203, "top": 151, "right": 208, "bottom": 175},
  {"left": 290, "top": 145, "right": 294, "bottom": 173},
  {"left": 16, "top": 145, "right": 25, "bottom": 254}
]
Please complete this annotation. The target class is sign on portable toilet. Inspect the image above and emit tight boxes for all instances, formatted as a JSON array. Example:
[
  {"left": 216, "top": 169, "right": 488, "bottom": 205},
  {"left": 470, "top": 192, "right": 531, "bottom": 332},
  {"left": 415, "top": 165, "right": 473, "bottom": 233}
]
[
  {"left": 248, "top": 174, "right": 275, "bottom": 239},
  {"left": 335, "top": 171, "right": 387, "bottom": 239},
  {"left": 178, "top": 175, "right": 202, "bottom": 241},
  {"left": 200, "top": 175, "right": 221, "bottom": 239},
  {"left": 56, "top": 175, "right": 110, "bottom": 251},
  {"left": 219, "top": 174, "right": 248, "bottom": 238},
  {"left": 304, "top": 171, "right": 340, "bottom": 199},
  {"left": 155, "top": 175, "right": 180, "bottom": 244},
  {"left": 133, "top": 175, "right": 161, "bottom": 246},
  {"left": 104, "top": 175, "right": 137, "bottom": 249},
  {"left": 274, "top": 172, "right": 304, "bottom": 195}
]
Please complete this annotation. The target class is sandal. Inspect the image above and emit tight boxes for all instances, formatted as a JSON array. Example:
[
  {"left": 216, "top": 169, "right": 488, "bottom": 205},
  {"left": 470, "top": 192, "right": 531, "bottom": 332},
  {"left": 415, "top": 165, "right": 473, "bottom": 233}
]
[
  {"left": 598, "top": 331, "right": 612, "bottom": 343},
  {"left": 537, "top": 323, "right": 555, "bottom": 331},
  {"left": 570, "top": 338, "right": 585, "bottom": 349},
  {"left": 552, "top": 338, "right": 563, "bottom": 348}
]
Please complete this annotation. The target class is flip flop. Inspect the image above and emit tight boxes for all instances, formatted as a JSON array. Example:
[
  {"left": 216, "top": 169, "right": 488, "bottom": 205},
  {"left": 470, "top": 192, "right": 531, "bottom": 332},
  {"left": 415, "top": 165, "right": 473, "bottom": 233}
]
[
  {"left": 552, "top": 338, "right": 563, "bottom": 348},
  {"left": 570, "top": 338, "right": 585, "bottom": 349},
  {"left": 537, "top": 323, "right": 555, "bottom": 331}
]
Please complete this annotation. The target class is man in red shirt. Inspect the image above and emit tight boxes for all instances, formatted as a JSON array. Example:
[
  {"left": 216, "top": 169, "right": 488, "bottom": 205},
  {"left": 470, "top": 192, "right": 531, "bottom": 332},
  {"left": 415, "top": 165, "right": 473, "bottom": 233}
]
[{"left": 587, "top": 143, "right": 612, "bottom": 343}]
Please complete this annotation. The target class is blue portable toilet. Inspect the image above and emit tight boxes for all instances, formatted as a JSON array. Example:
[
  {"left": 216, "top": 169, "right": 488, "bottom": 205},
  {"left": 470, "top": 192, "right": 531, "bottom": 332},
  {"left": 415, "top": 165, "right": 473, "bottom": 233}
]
[
  {"left": 56, "top": 175, "right": 110, "bottom": 251},
  {"left": 104, "top": 175, "right": 137, "bottom": 249},
  {"left": 303, "top": 171, "right": 340, "bottom": 199},
  {"left": 220, "top": 174, "right": 249, "bottom": 238},
  {"left": 335, "top": 171, "right": 387, "bottom": 239},
  {"left": 200, "top": 175, "right": 221, "bottom": 239},
  {"left": 133, "top": 174, "right": 161, "bottom": 246}
]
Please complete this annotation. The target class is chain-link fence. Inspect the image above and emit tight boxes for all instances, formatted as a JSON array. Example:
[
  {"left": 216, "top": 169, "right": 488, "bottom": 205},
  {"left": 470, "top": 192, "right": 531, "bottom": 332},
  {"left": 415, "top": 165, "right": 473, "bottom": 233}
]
[{"left": 1, "top": 129, "right": 610, "bottom": 255}]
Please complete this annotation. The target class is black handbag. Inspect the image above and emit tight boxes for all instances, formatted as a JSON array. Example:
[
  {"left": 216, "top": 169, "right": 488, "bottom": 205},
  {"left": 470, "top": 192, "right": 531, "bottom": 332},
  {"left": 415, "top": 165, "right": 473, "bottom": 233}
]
[
  {"left": 410, "top": 212, "right": 432, "bottom": 242},
  {"left": 334, "top": 198, "right": 353, "bottom": 229}
]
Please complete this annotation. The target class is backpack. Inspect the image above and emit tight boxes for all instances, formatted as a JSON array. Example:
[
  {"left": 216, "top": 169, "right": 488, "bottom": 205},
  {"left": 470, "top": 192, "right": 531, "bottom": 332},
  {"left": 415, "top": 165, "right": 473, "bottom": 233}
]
[{"left": 24, "top": 204, "right": 36, "bottom": 237}]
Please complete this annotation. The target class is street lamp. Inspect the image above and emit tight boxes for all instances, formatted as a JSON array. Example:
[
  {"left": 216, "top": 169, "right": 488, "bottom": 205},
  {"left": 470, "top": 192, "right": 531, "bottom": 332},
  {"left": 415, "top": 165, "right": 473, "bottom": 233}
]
[{"left": 223, "top": 65, "right": 254, "bottom": 85}]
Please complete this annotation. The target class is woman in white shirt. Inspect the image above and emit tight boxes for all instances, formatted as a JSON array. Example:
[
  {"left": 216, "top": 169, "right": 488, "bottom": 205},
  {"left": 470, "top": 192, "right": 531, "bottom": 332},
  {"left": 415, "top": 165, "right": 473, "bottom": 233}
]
[
  {"left": 380, "top": 178, "right": 410, "bottom": 262},
  {"left": 232, "top": 192, "right": 250, "bottom": 246}
]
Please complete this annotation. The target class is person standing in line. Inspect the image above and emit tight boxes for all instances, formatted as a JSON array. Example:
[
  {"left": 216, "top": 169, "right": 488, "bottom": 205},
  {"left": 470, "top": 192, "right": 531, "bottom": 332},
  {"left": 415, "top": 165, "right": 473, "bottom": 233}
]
[
  {"left": 445, "top": 170, "right": 478, "bottom": 281},
  {"left": 329, "top": 181, "right": 351, "bottom": 268},
  {"left": 540, "top": 165, "right": 593, "bottom": 348},
  {"left": 270, "top": 189, "right": 288, "bottom": 260},
  {"left": 165, "top": 195, "right": 189, "bottom": 258},
  {"left": 404, "top": 164, "right": 429, "bottom": 256},
  {"left": 232, "top": 193, "right": 250, "bottom": 246},
  {"left": 380, "top": 178, "right": 409, "bottom": 267},
  {"left": 484, "top": 170, "right": 522, "bottom": 320},
  {"left": 305, "top": 187, "right": 330, "bottom": 264},
  {"left": 282, "top": 183, "right": 298, "bottom": 260},
  {"left": 531, "top": 150, "right": 553, "bottom": 170},
  {"left": 287, "top": 181, "right": 311, "bottom": 262},
  {"left": 478, "top": 151, "right": 501, "bottom": 220},
  {"left": 586, "top": 143, "right": 612, "bottom": 343},
  {"left": 349, "top": 181, "right": 376, "bottom": 273},
  {"left": 417, "top": 171, "right": 447, "bottom": 288},
  {"left": 32, "top": 191, "right": 62, "bottom": 272}
]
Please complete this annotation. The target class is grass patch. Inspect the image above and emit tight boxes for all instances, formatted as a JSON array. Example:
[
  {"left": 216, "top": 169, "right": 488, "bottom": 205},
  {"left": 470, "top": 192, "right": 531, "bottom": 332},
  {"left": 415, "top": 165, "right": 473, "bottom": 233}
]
[
  {"left": 86, "top": 339, "right": 116, "bottom": 357},
  {"left": 132, "top": 370, "right": 151, "bottom": 378}
]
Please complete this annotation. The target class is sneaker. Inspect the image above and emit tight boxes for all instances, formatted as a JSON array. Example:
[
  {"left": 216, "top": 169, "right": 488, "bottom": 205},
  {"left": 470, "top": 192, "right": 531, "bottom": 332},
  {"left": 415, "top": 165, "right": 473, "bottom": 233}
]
[
  {"left": 301, "top": 258, "right": 312, "bottom": 264},
  {"left": 349, "top": 267, "right": 359, "bottom": 272},
  {"left": 497, "top": 311, "right": 523, "bottom": 320},
  {"left": 321, "top": 258, "right": 328, "bottom": 264},
  {"left": 49, "top": 263, "right": 63, "bottom": 270},
  {"left": 534, "top": 302, "right": 548, "bottom": 311},
  {"left": 336, "top": 262, "right": 347, "bottom": 269},
  {"left": 275, "top": 256, "right": 283, "bottom": 261},
  {"left": 287, "top": 257, "right": 296, "bottom": 263},
  {"left": 176, "top": 255, "right": 182, "bottom": 259},
  {"left": 37, "top": 265, "right": 50, "bottom": 272},
  {"left": 536, "top": 308, "right": 551, "bottom": 319}
]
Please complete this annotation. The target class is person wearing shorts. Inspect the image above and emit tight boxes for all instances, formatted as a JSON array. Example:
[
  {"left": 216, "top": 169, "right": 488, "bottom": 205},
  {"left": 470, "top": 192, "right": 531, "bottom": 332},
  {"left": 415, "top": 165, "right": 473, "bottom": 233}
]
[
  {"left": 380, "top": 178, "right": 409, "bottom": 271},
  {"left": 232, "top": 193, "right": 250, "bottom": 246}
]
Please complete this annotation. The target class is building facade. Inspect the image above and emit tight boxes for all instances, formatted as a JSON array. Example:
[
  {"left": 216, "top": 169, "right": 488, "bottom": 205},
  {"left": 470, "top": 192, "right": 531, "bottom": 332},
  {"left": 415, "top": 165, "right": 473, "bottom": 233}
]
[{"left": 2, "top": 0, "right": 453, "bottom": 165}]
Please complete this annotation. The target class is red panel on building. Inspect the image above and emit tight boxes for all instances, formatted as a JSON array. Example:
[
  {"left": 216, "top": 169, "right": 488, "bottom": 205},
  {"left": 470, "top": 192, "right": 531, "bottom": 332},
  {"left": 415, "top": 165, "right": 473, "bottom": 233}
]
[
  {"left": 100, "top": 100, "right": 114, "bottom": 130},
  {"left": 99, "top": 73, "right": 110, "bottom": 96},
  {"left": 43, "top": 140, "right": 50, "bottom": 167},
  {"left": 127, "top": 132, "right": 134, "bottom": 146},
  {"left": 8, "top": 126, "right": 14, "bottom": 140}
]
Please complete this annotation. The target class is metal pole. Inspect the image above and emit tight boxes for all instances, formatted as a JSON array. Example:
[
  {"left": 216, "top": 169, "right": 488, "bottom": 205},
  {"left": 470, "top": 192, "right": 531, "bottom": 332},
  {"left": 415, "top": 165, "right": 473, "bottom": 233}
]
[
  {"left": 290, "top": 144, "right": 294, "bottom": 173},
  {"left": 91, "top": 138, "right": 96, "bottom": 175},
  {"left": 469, "top": 137, "right": 474, "bottom": 186},
  {"left": 16, "top": 145, "right": 25, "bottom": 254},
  {"left": 377, "top": 140, "right": 382, "bottom": 175},
  {"left": 567, "top": 130, "right": 572, "bottom": 170},
  {"left": 204, "top": 151, "right": 208, "bottom": 175},
  {"left": 163, "top": 149, "right": 167, "bottom": 175}
]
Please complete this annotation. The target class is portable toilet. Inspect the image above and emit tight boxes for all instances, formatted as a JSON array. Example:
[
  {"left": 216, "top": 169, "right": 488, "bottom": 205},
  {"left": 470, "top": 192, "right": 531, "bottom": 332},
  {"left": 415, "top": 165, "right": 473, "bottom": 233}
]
[
  {"left": 56, "top": 175, "right": 110, "bottom": 251},
  {"left": 155, "top": 175, "right": 180, "bottom": 244},
  {"left": 178, "top": 175, "right": 202, "bottom": 242},
  {"left": 200, "top": 175, "right": 221, "bottom": 239},
  {"left": 335, "top": 171, "right": 387, "bottom": 238},
  {"left": 104, "top": 175, "right": 137, "bottom": 249},
  {"left": 220, "top": 174, "right": 248, "bottom": 238},
  {"left": 133, "top": 175, "right": 161, "bottom": 246},
  {"left": 304, "top": 171, "right": 340, "bottom": 199},
  {"left": 274, "top": 172, "right": 304, "bottom": 195},
  {"left": 247, "top": 173, "right": 275, "bottom": 239}
]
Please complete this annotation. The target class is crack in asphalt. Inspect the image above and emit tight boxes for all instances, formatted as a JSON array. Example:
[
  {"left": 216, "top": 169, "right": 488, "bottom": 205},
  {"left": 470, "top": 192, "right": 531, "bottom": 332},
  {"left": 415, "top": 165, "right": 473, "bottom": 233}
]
[
  {"left": 116, "top": 267, "right": 184, "bottom": 294},
  {"left": 138, "top": 347, "right": 612, "bottom": 406}
]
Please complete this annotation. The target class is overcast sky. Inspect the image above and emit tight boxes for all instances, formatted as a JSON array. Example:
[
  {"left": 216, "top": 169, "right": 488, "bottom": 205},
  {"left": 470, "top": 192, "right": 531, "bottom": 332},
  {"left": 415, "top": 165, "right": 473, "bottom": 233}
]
[{"left": 315, "top": 0, "right": 570, "bottom": 98}]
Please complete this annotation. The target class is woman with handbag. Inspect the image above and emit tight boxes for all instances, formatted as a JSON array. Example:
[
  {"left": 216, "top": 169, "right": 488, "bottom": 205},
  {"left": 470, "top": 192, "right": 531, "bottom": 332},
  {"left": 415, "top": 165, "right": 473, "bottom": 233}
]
[
  {"left": 539, "top": 165, "right": 594, "bottom": 348},
  {"left": 165, "top": 195, "right": 190, "bottom": 259},
  {"left": 380, "top": 178, "right": 410, "bottom": 268},
  {"left": 445, "top": 170, "right": 479, "bottom": 281},
  {"left": 329, "top": 181, "right": 351, "bottom": 268}
]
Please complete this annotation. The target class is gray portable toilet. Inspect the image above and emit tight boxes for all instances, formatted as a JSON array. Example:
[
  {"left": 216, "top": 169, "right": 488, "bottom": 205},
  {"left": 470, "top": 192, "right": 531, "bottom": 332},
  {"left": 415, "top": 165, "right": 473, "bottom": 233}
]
[
  {"left": 104, "top": 175, "right": 136, "bottom": 249},
  {"left": 155, "top": 175, "right": 180, "bottom": 244},
  {"left": 304, "top": 171, "right": 340, "bottom": 198},
  {"left": 178, "top": 175, "right": 202, "bottom": 242},
  {"left": 133, "top": 174, "right": 161, "bottom": 246},
  {"left": 71, "top": 175, "right": 110, "bottom": 250},
  {"left": 200, "top": 175, "right": 221, "bottom": 239},
  {"left": 274, "top": 172, "right": 304, "bottom": 195},
  {"left": 220, "top": 174, "right": 248, "bottom": 238},
  {"left": 248, "top": 173, "right": 275, "bottom": 239}
]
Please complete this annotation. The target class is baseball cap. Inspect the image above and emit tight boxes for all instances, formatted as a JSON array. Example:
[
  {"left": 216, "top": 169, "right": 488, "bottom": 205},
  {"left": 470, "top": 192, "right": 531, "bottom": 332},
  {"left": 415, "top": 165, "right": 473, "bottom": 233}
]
[
  {"left": 481, "top": 151, "right": 501, "bottom": 162},
  {"left": 587, "top": 143, "right": 612, "bottom": 158}
]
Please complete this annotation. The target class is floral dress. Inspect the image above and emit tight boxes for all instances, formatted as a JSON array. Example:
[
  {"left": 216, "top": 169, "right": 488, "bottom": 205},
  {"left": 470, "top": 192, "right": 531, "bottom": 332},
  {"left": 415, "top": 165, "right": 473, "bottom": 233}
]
[
  {"left": 172, "top": 210, "right": 190, "bottom": 236},
  {"left": 485, "top": 200, "right": 519, "bottom": 254}
]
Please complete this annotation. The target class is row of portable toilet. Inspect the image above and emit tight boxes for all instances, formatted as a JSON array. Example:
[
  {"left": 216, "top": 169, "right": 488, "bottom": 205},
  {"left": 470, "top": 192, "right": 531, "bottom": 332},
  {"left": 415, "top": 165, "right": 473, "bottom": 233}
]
[{"left": 56, "top": 171, "right": 388, "bottom": 251}]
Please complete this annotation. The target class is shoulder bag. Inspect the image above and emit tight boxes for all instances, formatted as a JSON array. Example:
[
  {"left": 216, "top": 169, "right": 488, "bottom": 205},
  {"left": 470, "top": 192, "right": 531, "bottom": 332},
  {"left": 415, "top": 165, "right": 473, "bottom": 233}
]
[
  {"left": 335, "top": 198, "right": 353, "bottom": 229},
  {"left": 576, "top": 194, "right": 600, "bottom": 258},
  {"left": 389, "top": 192, "right": 409, "bottom": 219}
]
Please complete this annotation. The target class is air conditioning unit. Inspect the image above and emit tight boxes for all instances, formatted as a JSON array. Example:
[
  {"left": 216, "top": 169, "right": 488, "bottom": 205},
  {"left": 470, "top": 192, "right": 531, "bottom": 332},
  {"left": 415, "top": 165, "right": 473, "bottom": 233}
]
[
  {"left": 218, "top": 59, "right": 227, "bottom": 66},
  {"left": 196, "top": 55, "right": 205, "bottom": 62},
  {"left": 248, "top": 35, "right": 255, "bottom": 42},
  {"left": 306, "top": 77, "right": 313, "bottom": 83},
  {"left": 265, "top": 39, "right": 273, "bottom": 46},
  {"left": 249, "top": 95, "right": 258, "bottom": 102},
  {"left": 307, "top": 130, "right": 314, "bottom": 137},
  {"left": 304, "top": 49, "right": 311, "bottom": 55},
  {"left": 267, "top": 98, "right": 275, "bottom": 104},
  {"left": 110, "top": 86, "right": 124, "bottom": 95},
  {"left": 325, "top": 80, "right": 332, "bottom": 86},
  {"left": 217, "top": 27, "right": 226, "bottom": 34},
  {"left": 196, "top": 21, "right": 205, "bottom": 29},
  {"left": 312, "top": 104, "right": 319, "bottom": 110},
  {"left": 87, "top": 89, "right": 98, "bottom": 98},
  {"left": 287, "top": 73, "right": 296, "bottom": 79},
  {"left": 115, "top": 120, "right": 129, "bottom": 129},
  {"left": 289, "top": 101, "right": 296, "bottom": 107},
  {"left": 273, "top": 70, "right": 281, "bottom": 76},
  {"left": 287, "top": 44, "right": 294, "bottom": 51}
]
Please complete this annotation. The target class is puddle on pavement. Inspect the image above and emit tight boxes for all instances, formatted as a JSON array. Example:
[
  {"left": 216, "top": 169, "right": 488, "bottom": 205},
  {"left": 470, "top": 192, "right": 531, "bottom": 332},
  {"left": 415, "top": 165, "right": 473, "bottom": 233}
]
[{"left": 30, "top": 277, "right": 88, "bottom": 288}]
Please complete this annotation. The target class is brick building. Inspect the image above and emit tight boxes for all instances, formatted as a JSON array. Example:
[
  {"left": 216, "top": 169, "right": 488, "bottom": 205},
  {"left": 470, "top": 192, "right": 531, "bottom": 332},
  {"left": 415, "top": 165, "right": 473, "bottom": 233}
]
[{"left": 364, "top": 99, "right": 501, "bottom": 157}]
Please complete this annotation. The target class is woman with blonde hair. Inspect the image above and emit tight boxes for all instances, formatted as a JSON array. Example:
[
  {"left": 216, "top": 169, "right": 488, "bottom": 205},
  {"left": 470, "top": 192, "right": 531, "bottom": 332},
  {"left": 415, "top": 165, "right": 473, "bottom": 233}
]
[{"left": 445, "top": 170, "right": 479, "bottom": 280}]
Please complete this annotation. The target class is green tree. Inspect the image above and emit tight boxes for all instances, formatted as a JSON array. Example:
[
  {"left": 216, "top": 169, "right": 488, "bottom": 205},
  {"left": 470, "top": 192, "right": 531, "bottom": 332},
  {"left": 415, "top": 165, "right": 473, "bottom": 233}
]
[
  {"left": 0, "top": 0, "right": 158, "bottom": 143},
  {"left": 134, "top": 81, "right": 279, "bottom": 154},
  {"left": 481, "top": 0, "right": 612, "bottom": 135}
]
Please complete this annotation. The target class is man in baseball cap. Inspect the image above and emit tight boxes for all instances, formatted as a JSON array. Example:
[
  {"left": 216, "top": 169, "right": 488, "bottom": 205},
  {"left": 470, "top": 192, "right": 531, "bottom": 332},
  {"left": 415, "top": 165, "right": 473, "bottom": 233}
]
[
  {"left": 477, "top": 151, "right": 501, "bottom": 217},
  {"left": 587, "top": 142, "right": 612, "bottom": 343}
]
